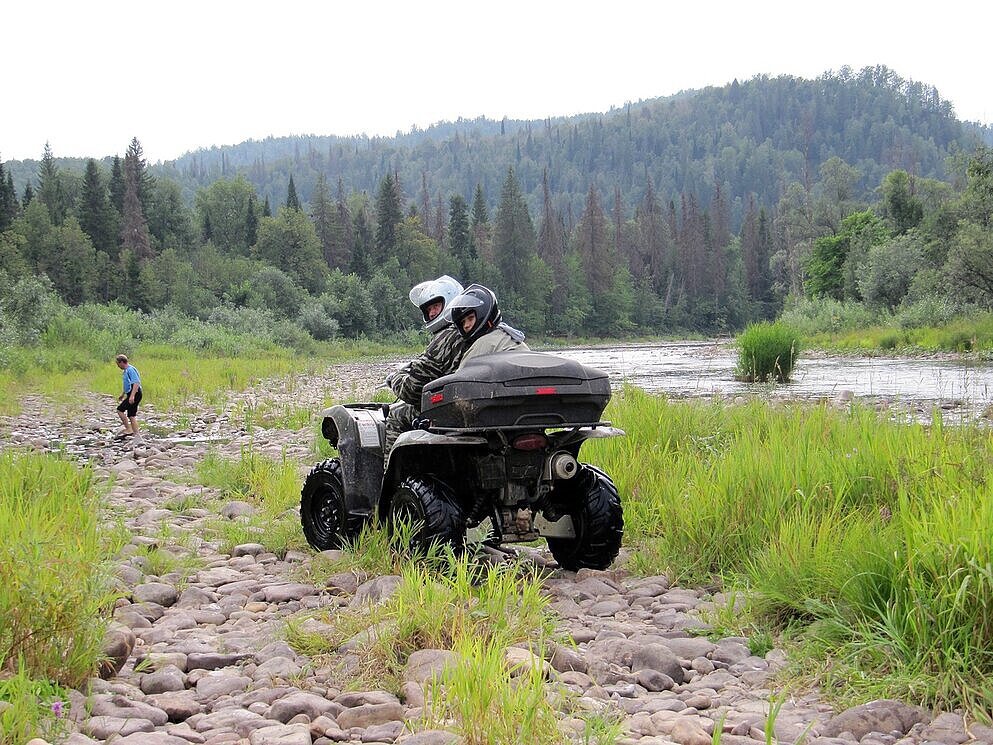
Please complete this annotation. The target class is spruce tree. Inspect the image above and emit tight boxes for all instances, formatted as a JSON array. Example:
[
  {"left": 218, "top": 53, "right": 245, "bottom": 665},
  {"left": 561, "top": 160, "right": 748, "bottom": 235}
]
[
  {"left": 448, "top": 194, "right": 473, "bottom": 279},
  {"left": 0, "top": 159, "right": 18, "bottom": 231},
  {"left": 374, "top": 173, "right": 403, "bottom": 263},
  {"left": 79, "top": 159, "right": 117, "bottom": 258},
  {"left": 124, "top": 137, "right": 155, "bottom": 216},
  {"left": 246, "top": 194, "right": 259, "bottom": 247},
  {"left": 309, "top": 173, "right": 335, "bottom": 267},
  {"left": 121, "top": 144, "right": 153, "bottom": 260},
  {"left": 285, "top": 175, "right": 301, "bottom": 211},
  {"left": 493, "top": 167, "right": 537, "bottom": 306},
  {"left": 37, "top": 142, "right": 67, "bottom": 224},
  {"left": 109, "top": 156, "right": 125, "bottom": 212}
]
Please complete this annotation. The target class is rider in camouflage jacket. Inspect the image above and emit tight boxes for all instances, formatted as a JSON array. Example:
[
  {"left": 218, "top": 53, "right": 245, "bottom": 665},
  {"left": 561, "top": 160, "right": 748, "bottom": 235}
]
[{"left": 384, "top": 276, "right": 467, "bottom": 457}]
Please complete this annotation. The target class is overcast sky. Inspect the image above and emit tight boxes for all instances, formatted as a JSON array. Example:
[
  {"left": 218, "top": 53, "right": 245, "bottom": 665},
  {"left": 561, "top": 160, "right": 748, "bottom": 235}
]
[{"left": 5, "top": 0, "right": 990, "bottom": 164}]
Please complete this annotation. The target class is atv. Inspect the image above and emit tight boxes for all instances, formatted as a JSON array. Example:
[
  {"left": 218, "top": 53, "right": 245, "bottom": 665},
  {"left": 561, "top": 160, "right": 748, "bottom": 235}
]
[{"left": 300, "top": 350, "right": 624, "bottom": 570}]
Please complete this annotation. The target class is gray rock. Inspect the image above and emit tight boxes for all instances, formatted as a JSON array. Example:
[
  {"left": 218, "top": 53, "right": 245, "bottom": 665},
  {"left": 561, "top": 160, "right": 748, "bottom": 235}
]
[
  {"left": 269, "top": 692, "right": 343, "bottom": 723},
  {"left": 89, "top": 695, "right": 169, "bottom": 726},
  {"left": 195, "top": 672, "right": 252, "bottom": 699},
  {"left": 140, "top": 664, "right": 188, "bottom": 694},
  {"left": 335, "top": 702, "right": 405, "bottom": 729},
  {"left": 635, "top": 668, "right": 675, "bottom": 692},
  {"left": 548, "top": 641, "right": 587, "bottom": 674},
  {"left": 145, "top": 691, "right": 201, "bottom": 722},
  {"left": 176, "top": 587, "right": 216, "bottom": 608},
  {"left": 820, "top": 700, "right": 930, "bottom": 739},
  {"left": 350, "top": 575, "right": 402, "bottom": 607},
  {"left": 232, "top": 543, "right": 267, "bottom": 557},
  {"left": 221, "top": 500, "right": 256, "bottom": 518},
  {"left": 362, "top": 720, "right": 405, "bottom": 742},
  {"left": 256, "top": 641, "right": 299, "bottom": 663},
  {"left": 398, "top": 729, "right": 460, "bottom": 744},
  {"left": 262, "top": 583, "right": 316, "bottom": 603},
  {"left": 253, "top": 656, "right": 302, "bottom": 682},
  {"left": 82, "top": 716, "right": 154, "bottom": 739},
  {"left": 99, "top": 624, "right": 136, "bottom": 679},
  {"left": 334, "top": 691, "right": 400, "bottom": 708},
  {"left": 193, "top": 709, "right": 268, "bottom": 737},
  {"left": 112, "top": 734, "right": 192, "bottom": 745},
  {"left": 403, "top": 649, "right": 458, "bottom": 685},
  {"left": 630, "top": 645, "right": 685, "bottom": 685},
  {"left": 247, "top": 723, "right": 311, "bottom": 745},
  {"left": 186, "top": 652, "right": 252, "bottom": 670}
]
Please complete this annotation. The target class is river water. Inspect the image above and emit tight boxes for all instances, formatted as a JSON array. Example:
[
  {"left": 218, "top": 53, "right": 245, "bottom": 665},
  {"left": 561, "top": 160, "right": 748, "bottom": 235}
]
[{"left": 553, "top": 341, "right": 993, "bottom": 423}]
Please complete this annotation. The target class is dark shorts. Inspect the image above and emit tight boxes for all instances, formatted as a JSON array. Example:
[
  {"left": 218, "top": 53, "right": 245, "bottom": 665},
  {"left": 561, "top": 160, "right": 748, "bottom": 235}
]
[{"left": 117, "top": 387, "right": 142, "bottom": 417}]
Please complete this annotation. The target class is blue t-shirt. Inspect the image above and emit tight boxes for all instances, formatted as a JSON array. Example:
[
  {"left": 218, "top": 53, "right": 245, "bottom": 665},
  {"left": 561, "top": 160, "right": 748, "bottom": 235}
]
[{"left": 122, "top": 364, "right": 141, "bottom": 394}]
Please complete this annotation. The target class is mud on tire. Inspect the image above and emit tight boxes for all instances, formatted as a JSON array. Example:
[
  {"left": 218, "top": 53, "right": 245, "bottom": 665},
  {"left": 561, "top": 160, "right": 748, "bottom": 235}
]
[
  {"left": 388, "top": 476, "right": 465, "bottom": 555},
  {"left": 546, "top": 464, "right": 623, "bottom": 571},
  {"left": 301, "top": 458, "right": 357, "bottom": 550}
]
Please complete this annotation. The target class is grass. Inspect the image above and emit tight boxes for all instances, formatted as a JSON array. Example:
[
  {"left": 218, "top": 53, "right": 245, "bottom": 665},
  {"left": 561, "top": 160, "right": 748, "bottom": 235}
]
[
  {"left": 0, "top": 452, "right": 120, "bottom": 744},
  {"left": 289, "top": 550, "right": 562, "bottom": 743},
  {"left": 735, "top": 321, "right": 801, "bottom": 382},
  {"left": 588, "top": 388, "right": 993, "bottom": 714},
  {"left": 195, "top": 447, "right": 310, "bottom": 558},
  {"left": 0, "top": 665, "right": 70, "bottom": 745}
]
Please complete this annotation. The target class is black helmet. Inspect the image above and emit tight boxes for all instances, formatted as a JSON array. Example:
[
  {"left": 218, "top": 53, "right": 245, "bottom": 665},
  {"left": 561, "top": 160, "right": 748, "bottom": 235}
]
[{"left": 449, "top": 284, "right": 501, "bottom": 344}]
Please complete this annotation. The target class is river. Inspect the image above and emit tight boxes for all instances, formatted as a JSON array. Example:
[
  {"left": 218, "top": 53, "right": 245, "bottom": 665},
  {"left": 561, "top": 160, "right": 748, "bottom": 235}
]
[{"left": 553, "top": 341, "right": 993, "bottom": 423}]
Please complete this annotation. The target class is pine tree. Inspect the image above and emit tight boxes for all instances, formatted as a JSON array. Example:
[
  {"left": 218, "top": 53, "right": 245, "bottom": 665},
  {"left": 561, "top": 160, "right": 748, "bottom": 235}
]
[
  {"left": 374, "top": 173, "right": 403, "bottom": 263},
  {"left": 263, "top": 195, "right": 272, "bottom": 217},
  {"left": 246, "top": 194, "right": 259, "bottom": 247},
  {"left": 286, "top": 175, "right": 301, "bottom": 211},
  {"left": 574, "top": 184, "right": 614, "bottom": 332},
  {"left": 121, "top": 143, "right": 153, "bottom": 260},
  {"left": 351, "top": 207, "right": 374, "bottom": 278},
  {"left": 448, "top": 194, "right": 473, "bottom": 278},
  {"left": 22, "top": 184, "right": 35, "bottom": 208},
  {"left": 493, "top": 167, "right": 537, "bottom": 306},
  {"left": 0, "top": 158, "right": 18, "bottom": 231},
  {"left": 124, "top": 137, "right": 155, "bottom": 216},
  {"left": 109, "top": 156, "right": 125, "bottom": 212},
  {"left": 330, "top": 177, "right": 354, "bottom": 272},
  {"left": 309, "top": 173, "right": 335, "bottom": 267},
  {"left": 78, "top": 159, "right": 117, "bottom": 258},
  {"left": 470, "top": 183, "right": 491, "bottom": 260},
  {"left": 37, "top": 142, "right": 67, "bottom": 224}
]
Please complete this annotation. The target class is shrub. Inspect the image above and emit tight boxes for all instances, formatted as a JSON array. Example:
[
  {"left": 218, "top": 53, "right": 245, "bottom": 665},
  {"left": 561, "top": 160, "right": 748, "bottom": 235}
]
[
  {"left": 735, "top": 321, "right": 801, "bottom": 382},
  {"left": 0, "top": 452, "right": 118, "bottom": 687}
]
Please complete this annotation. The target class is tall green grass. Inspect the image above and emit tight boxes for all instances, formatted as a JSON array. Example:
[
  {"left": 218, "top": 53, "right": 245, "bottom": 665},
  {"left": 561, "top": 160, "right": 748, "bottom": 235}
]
[
  {"left": 589, "top": 388, "right": 993, "bottom": 712},
  {"left": 196, "top": 447, "right": 308, "bottom": 557},
  {"left": 0, "top": 452, "right": 119, "bottom": 744},
  {"left": 735, "top": 322, "right": 801, "bottom": 382},
  {"left": 290, "top": 553, "right": 561, "bottom": 742}
]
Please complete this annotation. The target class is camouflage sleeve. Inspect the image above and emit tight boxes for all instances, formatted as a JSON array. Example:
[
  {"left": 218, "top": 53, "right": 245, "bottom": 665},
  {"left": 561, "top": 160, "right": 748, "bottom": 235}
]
[{"left": 389, "top": 326, "right": 466, "bottom": 407}]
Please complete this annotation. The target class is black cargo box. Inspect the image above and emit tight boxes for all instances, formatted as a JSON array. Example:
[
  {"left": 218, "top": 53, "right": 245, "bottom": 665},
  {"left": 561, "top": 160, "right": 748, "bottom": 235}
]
[{"left": 421, "top": 351, "right": 611, "bottom": 429}]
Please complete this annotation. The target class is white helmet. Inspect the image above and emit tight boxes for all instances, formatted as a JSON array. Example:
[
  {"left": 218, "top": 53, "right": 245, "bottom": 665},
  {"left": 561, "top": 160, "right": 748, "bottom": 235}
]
[{"left": 408, "top": 275, "right": 464, "bottom": 333}]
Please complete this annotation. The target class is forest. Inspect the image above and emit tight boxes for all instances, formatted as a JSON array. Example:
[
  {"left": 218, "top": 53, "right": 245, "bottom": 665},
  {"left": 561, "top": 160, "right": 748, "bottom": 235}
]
[{"left": 1, "top": 65, "right": 992, "bottom": 344}]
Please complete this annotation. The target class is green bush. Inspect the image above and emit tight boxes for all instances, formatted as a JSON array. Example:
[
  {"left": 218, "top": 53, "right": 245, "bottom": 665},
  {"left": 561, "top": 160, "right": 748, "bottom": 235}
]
[
  {"left": 735, "top": 321, "right": 801, "bottom": 382},
  {"left": 0, "top": 452, "right": 119, "bottom": 687}
]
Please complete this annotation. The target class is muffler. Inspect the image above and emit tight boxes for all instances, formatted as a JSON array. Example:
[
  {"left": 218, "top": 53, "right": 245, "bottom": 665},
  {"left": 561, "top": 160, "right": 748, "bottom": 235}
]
[{"left": 549, "top": 451, "right": 578, "bottom": 479}]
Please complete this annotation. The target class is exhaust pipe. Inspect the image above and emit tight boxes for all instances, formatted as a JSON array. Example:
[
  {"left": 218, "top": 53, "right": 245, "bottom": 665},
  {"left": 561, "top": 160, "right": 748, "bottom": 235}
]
[{"left": 549, "top": 452, "right": 579, "bottom": 479}]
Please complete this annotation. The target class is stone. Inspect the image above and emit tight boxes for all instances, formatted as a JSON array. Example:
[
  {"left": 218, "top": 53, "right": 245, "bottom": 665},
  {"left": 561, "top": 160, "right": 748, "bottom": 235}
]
[
  {"left": 82, "top": 716, "right": 154, "bottom": 739},
  {"left": 630, "top": 645, "right": 685, "bottom": 685},
  {"left": 248, "top": 723, "right": 311, "bottom": 745},
  {"left": 232, "top": 543, "right": 267, "bottom": 557},
  {"left": 403, "top": 649, "right": 458, "bottom": 684},
  {"left": 262, "top": 583, "right": 316, "bottom": 603},
  {"left": 335, "top": 702, "right": 405, "bottom": 729},
  {"left": 186, "top": 652, "right": 252, "bottom": 670},
  {"left": 820, "top": 700, "right": 930, "bottom": 739},
  {"left": 193, "top": 709, "right": 268, "bottom": 737},
  {"left": 112, "top": 734, "right": 192, "bottom": 745},
  {"left": 89, "top": 695, "right": 169, "bottom": 726},
  {"left": 195, "top": 672, "right": 251, "bottom": 699},
  {"left": 350, "top": 575, "right": 402, "bottom": 607},
  {"left": 548, "top": 641, "right": 587, "bottom": 674},
  {"left": 146, "top": 691, "right": 201, "bottom": 722},
  {"left": 269, "top": 692, "right": 343, "bottom": 723},
  {"left": 504, "top": 647, "right": 552, "bottom": 679},
  {"left": 397, "top": 730, "right": 460, "bottom": 744},
  {"left": 220, "top": 500, "right": 257, "bottom": 518},
  {"left": 253, "top": 656, "right": 302, "bottom": 682},
  {"left": 99, "top": 623, "right": 136, "bottom": 679},
  {"left": 140, "top": 665, "right": 188, "bottom": 694},
  {"left": 635, "top": 668, "right": 675, "bottom": 692}
]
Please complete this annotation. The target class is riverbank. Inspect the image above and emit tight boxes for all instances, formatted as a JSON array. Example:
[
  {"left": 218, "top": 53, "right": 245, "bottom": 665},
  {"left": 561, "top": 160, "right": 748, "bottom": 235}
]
[{"left": 3, "top": 358, "right": 993, "bottom": 744}]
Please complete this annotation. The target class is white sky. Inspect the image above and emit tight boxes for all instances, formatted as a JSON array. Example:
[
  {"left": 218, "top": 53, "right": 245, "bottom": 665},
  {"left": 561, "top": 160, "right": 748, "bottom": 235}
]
[{"left": 4, "top": 0, "right": 990, "bottom": 164}]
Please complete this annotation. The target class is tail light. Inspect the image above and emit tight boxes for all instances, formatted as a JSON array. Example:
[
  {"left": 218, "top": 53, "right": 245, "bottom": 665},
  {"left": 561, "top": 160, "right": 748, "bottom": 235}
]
[
  {"left": 429, "top": 393, "right": 443, "bottom": 404},
  {"left": 512, "top": 433, "right": 548, "bottom": 451}
]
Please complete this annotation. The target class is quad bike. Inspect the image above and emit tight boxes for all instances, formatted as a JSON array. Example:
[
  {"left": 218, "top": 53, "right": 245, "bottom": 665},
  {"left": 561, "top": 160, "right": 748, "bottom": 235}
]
[{"left": 300, "top": 350, "right": 624, "bottom": 570}]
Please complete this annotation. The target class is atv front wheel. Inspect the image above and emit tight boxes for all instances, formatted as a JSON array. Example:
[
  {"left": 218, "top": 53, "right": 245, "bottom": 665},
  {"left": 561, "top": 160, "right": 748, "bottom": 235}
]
[
  {"left": 388, "top": 476, "right": 465, "bottom": 555},
  {"left": 546, "top": 464, "right": 623, "bottom": 571},
  {"left": 301, "top": 459, "right": 356, "bottom": 550}
]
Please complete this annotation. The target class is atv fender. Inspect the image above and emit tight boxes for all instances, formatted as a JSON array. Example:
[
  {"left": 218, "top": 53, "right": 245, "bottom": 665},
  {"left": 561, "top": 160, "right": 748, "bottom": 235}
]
[
  {"left": 381, "top": 430, "right": 486, "bottom": 516},
  {"left": 322, "top": 404, "right": 387, "bottom": 519}
]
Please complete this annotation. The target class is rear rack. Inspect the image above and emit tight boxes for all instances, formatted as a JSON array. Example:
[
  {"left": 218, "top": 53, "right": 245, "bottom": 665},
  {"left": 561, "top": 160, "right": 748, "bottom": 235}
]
[{"left": 425, "top": 420, "right": 613, "bottom": 434}]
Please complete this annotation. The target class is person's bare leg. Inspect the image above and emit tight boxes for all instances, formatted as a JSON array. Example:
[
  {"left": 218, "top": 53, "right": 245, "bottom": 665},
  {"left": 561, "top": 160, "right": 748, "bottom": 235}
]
[
  {"left": 117, "top": 410, "right": 133, "bottom": 434},
  {"left": 129, "top": 416, "right": 139, "bottom": 438}
]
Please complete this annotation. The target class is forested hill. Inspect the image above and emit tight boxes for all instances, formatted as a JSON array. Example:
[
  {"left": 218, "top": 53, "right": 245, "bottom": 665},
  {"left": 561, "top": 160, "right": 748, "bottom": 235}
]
[{"left": 153, "top": 66, "right": 990, "bottom": 224}]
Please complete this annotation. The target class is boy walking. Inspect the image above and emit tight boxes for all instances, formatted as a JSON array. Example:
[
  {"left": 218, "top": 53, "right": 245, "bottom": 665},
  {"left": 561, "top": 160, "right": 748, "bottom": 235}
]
[{"left": 115, "top": 354, "right": 142, "bottom": 440}]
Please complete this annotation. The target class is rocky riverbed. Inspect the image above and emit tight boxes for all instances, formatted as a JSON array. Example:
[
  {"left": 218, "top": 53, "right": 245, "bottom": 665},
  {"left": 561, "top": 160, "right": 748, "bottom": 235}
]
[{"left": 1, "top": 360, "right": 989, "bottom": 745}]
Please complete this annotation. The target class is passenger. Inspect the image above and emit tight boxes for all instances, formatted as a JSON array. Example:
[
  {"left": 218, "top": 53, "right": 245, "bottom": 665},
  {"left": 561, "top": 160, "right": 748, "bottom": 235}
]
[
  {"left": 384, "top": 275, "right": 467, "bottom": 455},
  {"left": 448, "top": 284, "right": 528, "bottom": 366}
]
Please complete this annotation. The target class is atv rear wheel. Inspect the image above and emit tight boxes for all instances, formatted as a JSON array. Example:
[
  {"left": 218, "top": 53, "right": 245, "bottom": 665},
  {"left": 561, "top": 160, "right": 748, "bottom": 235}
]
[
  {"left": 545, "top": 464, "right": 623, "bottom": 571},
  {"left": 388, "top": 476, "right": 465, "bottom": 555},
  {"left": 301, "top": 459, "right": 356, "bottom": 550}
]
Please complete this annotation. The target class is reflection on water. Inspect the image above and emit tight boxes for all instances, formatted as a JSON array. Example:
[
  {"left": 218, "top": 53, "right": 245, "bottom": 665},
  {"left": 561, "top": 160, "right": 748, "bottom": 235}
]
[{"left": 551, "top": 342, "right": 993, "bottom": 422}]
